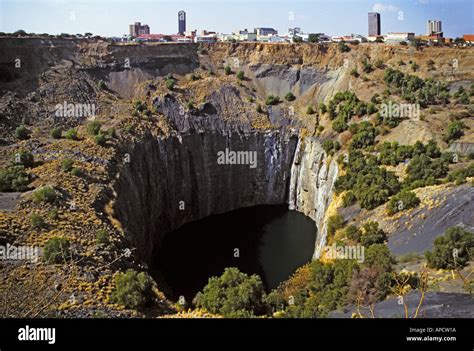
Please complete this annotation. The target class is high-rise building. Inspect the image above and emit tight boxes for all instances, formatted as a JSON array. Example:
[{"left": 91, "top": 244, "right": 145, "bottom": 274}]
[
  {"left": 178, "top": 11, "right": 186, "bottom": 35},
  {"left": 368, "top": 12, "right": 381, "bottom": 36},
  {"left": 427, "top": 20, "right": 442, "bottom": 35},
  {"left": 129, "top": 22, "right": 150, "bottom": 36}
]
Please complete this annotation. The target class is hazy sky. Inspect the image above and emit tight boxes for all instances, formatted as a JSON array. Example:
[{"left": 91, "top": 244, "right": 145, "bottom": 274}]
[{"left": 0, "top": 0, "right": 473, "bottom": 38}]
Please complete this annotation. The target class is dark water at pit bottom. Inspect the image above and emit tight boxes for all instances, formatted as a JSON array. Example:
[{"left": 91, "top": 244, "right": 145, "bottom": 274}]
[{"left": 153, "top": 205, "right": 316, "bottom": 302}]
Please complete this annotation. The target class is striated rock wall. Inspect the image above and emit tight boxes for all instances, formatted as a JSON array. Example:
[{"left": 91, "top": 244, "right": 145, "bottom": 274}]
[
  {"left": 113, "top": 130, "right": 299, "bottom": 264},
  {"left": 288, "top": 138, "right": 339, "bottom": 259}
]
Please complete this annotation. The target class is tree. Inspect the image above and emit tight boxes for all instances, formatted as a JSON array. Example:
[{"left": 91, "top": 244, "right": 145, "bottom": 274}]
[
  {"left": 364, "top": 244, "right": 395, "bottom": 272},
  {"left": 425, "top": 227, "right": 474, "bottom": 270},
  {"left": 387, "top": 190, "right": 420, "bottom": 215},
  {"left": 237, "top": 70, "right": 245, "bottom": 80},
  {"left": 194, "top": 267, "right": 267, "bottom": 317},
  {"left": 342, "top": 192, "right": 357, "bottom": 208},
  {"left": 110, "top": 270, "right": 154, "bottom": 309},
  {"left": 308, "top": 33, "right": 320, "bottom": 43},
  {"left": 224, "top": 65, "right": 232, "bottom": 75},
  {"left": 444, "top": 121, "right": 466, "bottom": 143},
  {"left": 292, "top": 35, "right": 303, "bottom": 43},
  {"left": 360, "top": 222, "right": 387, "bottom": 247}
]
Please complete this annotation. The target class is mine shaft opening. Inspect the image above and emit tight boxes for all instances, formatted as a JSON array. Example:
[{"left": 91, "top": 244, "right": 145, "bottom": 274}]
[{"left": 151, "top": 204, "right": 316, "bottom": 302}]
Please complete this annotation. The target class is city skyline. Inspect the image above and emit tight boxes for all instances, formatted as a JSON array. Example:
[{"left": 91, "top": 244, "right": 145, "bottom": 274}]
[{"left": 0, "top": 0, "right": 473, "bottom": 38}]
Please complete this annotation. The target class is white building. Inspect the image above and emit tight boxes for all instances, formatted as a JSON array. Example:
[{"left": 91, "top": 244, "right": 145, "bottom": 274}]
[{"left": 385, "top": 32, "right": 415, "bottom": 42}]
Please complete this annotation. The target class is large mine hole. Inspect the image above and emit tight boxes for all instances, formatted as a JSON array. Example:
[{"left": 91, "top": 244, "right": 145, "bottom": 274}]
[
  {"left": 112, "top": 131, "right": 324, "bottom": 302},
  {"left": 152, "top": 204, "right": 316, "bottom": 302}
]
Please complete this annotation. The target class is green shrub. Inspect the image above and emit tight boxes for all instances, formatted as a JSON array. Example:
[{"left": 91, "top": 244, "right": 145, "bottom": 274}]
[
  {"left": 94, "top": 133, "right": 106, "bottom": 146},
  {"left": 61, "top": 158, "right": 74, "bottom": 173},
  {"left": 165, "top": 78, "right": 175, "bottom": 90},
  {"left": 87, "top": 121, "right": 102, "bottom": 136},
  {"left": 194, "top": 267, "right": 267, "bottom": 317},
  {"left": 319, "top": 103, "right": 327, "bottom": 114},
  {"left": 447, "top": 163, "right": 474, "bottom": 184},
  {"left": 350, "top": 68, "right": 359, "bottom": 77},
  {"left": 285, "top": 92, "right": 296, "bottom": 101},
  {"left": 256, "top": 104, "right": 263, "bottom": 113},
  {"left": 335, "top": 150, "right": 400, "bottom": 209},
  {"left": 364, "top": 244, "right": 395, "bottom": 272},
  {"left": 306, "top": 106, "right": 315, "bottom": 115},
  {"left": 360, "top": 222, "right": 387, "bottom": 247},
  {"left": 50, "top": 127, "right": 62, "bottom": 139},
  {"left": 96, "top": 229, "right": 109, "bottom": 245},
  {"left": 444, "top": 121, "right": 467, "bottom": 143},
  {"left": 15, "top": 125, "right": 31, "bottom": 140},
  {"left": 322, "top": 140, "right": 340, "bottom": 155},
  {"left": 0, "top": 166, "right": 29, "bottom": 192},
  {"left": 43, "top": 237, "right": 70, "bottom": 263},
  {"left": 350, "top": 121, "right": 379, "bottom": 149},
  {"left": 70, "top": 167, "right": 82, "bottom": 177},
  {"left": 425, "top": 227, "right": 474, "bottom": 269},
  {"left": 338, "top": 41, "right": 350, "bottom": 53},
  {"left": 361, "top": 58, "right": 373, "bottom": 73},
  {"left": 30, "top": 213, "right": 46, "bottom": 229},
  {"left": 342, "top": 191, "right": 357, "bottom": 207},
  {"left": 344, "top": 225, "right": 361, "bottom": 242},
  {"left": 265, "top": 95, "right": 280, "bottom": 106},
  {"left": 224, "top": 65, "right": 232, "bottom": 75},
  {"left": 237, "top": 71, "right": 245, "bottom": 80},
  {"left": 14, "top": 150, "right": 34, "bottom": 168},
  {"left": 327, "top": 214, "right": 345, "bottom": 236},
  {"left": 110, "top": 269, "right": 154, "bottom": 309},
  {"left": 65, "top": 128, "right": 78, "bottom": 140},
  {"left": 32, "top": 186, "right": 56, "bottom": 204},
  {"left": 387, "top": 190, "right": 420, "bottom": 215},
  {"left": 405, "top": 154, "right": 449, "bottom": 186}
]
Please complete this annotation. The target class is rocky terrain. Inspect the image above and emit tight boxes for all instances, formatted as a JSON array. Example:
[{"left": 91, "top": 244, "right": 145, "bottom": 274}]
[{"left": 0, "top": 38, "right": 473, "bottom": 318}]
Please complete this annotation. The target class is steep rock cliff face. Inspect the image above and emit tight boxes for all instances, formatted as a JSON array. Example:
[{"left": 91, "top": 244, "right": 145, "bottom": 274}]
[
  {"left": 288, "top": 138, "right": 339, "bottom": 259},
  {"left": 113, "top": 130, "right": 299, "bottom": 264}
]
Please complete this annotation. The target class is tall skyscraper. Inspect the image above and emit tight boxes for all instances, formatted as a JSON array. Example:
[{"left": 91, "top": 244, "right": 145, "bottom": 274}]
[
  {"left": 368, "top": 12, "right": 381, "bottom": 36},
  {"left": 178, "top": 11, "right": 186, "bottom": 35},
  {"left": 427, "top": 20, "right": 442, "bottom": 35}
]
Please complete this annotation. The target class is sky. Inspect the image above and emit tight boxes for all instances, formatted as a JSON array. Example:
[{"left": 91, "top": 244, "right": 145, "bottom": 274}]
[{"left": 0, "top": 0, "right": 473, "bottom": 38}]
